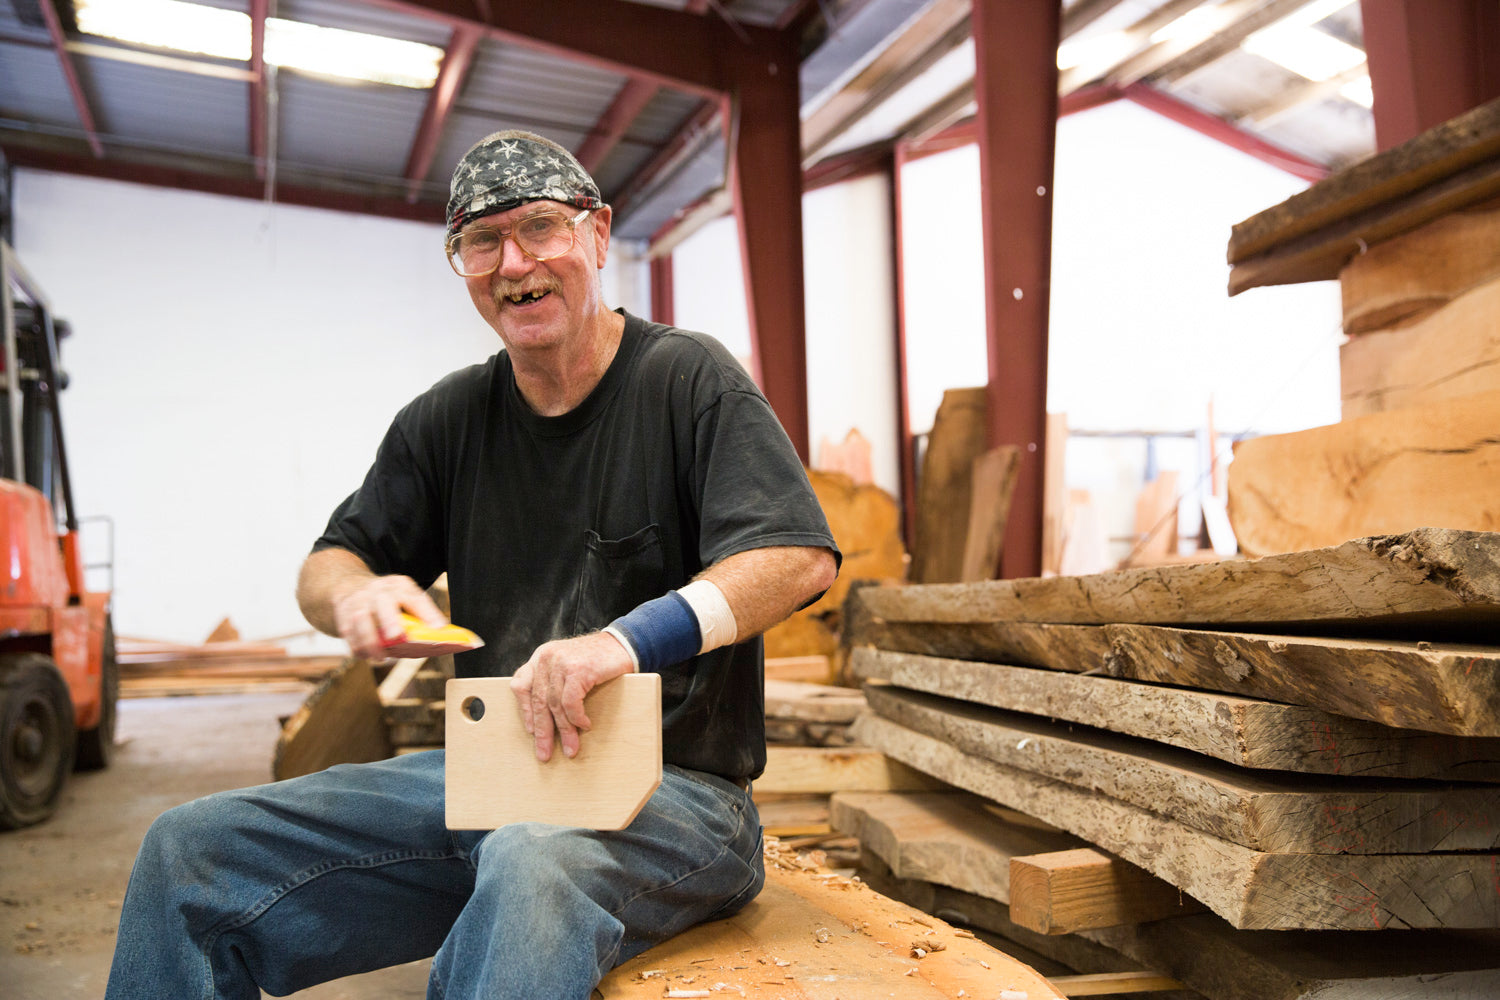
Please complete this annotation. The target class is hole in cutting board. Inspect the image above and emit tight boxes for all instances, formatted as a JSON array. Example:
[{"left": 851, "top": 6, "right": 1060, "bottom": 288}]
[{"left": 462, "top": 696, "right": 485, "bottom": 722}]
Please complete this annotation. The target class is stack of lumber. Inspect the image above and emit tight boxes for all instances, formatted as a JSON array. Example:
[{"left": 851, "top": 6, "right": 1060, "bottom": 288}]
[
  {"left": 119, "top": 631, "right": 342, "bottom": 697},
  {"left": 834, "top": 528, "right": 1500, "bottom": 999},
  {"left": 1226, "top": 97, "right": 1500, "bottom": 556}
]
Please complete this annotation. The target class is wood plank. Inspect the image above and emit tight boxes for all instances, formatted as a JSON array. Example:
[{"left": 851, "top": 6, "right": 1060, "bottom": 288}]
[
  {"left": 764, "top": 655, "right": 835, "bottom": 684},
  {"left": 852, "top": 647, "right": 1500, "bottom": 780},
  {"left": 1227, "top": 97, "right": 1500, "bottom": 264},
  {"left": 764, "top": 678, "right": 865, "bottom": 723},
  {"left": 959, "top": 445, "right": 1021, "bottom": 582},
  {"left": 375, "top": 657, "right": 428, "bottom": 703},
  {"left": 1010, "top": 848, "right": 1204, "bottom": 937},
  {"left": 864, "top": 855, "right": 1500, "bottom": 1000},
  {"left": 272, "top": 659, "right": 392, "bottom": 780},
  {"left": 757, "top": 746, "right": 940, "bottom": 795},
  {"left": 1227, "top": 390, "right": 1500, "bottom": 557},
  {"left": 1340, "top": 276, "right": 1500, "bottom": 417},
  {"left": 853, "top": 713, "right": 1500, "bottom": 930},
  {"left": 444, "top": 673, "right": 661, "bottom": 831},
  {"left": 1340, "top": 195, "right": 1500, "bottom": 335},
  {"left": 1048, "top": 971, "right": 1186, "bottom": 996},
  {"left": 911, "top": 386, "right": 988, "bottom": 584},
  {"left": 856, "top": 527, "right": 1500, "bottom": 633},
  {"left": 829, "top": 790, "right": 1085, "bottom": 904},
  {"left": 597, "top": 838, "right": 1067, "bottom": 1000},
  {"left": 864, "top": 684, "right": 1500, "bottom": 853}
]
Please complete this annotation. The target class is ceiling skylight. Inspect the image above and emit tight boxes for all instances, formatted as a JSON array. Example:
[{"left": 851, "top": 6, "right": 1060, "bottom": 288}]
[
  {"left": 1242, "top": 23, "right": 1365, "bottom": 81},
  {"left": 73, "top": 0, "right": 443, "bottom": 88}
]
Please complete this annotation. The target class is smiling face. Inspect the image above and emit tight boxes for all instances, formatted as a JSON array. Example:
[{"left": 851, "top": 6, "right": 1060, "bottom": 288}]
[{"left": 461, "top": 199, "right": 613, "bottom": 358}]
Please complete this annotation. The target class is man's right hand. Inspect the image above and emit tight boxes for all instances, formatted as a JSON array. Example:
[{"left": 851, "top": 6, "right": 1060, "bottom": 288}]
[{"left": 297, "top": 548, "right": 448, "bottom": 660}]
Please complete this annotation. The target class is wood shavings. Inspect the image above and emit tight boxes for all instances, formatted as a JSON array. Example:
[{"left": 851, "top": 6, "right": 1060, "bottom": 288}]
[
  {"left": 814, "top": 927, "right": 831, "bottom": 943},
  {"left": 665, "top": 992, "right": 711, "bottom": 998},
  {"left": 953, "top": 929, "right": 975, "bottom": 938},
  {"left": 979, "top": 960, "right": 990, "bottom": 970},
  {"left": 911, "top": 938, "right": 946, "bottom": 957},
  {"left": 638, "top": 970, "right": 665, "bottom": 980},
  {"left": 998, "top": 991, "right": 1028, "bottom": 1000}
]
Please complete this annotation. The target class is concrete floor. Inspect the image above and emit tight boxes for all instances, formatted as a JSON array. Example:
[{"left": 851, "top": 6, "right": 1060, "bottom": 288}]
[{"left": 0, "top": 691, "right": 432, "bottom": 999}]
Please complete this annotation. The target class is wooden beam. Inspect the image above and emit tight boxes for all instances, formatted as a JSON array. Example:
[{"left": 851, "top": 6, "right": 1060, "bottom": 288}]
[
  {"left": 404, "top": 26, "right": 482, "bottom": 203},
  {"left": 852, "top": 647, "right": 1500, "bottom": 781},
  {"left": 1010, "top": 848, "right": 1205, "bottom": 935},
  {"left": 757, "top": 746, "right": 940, "bottom": 795}
]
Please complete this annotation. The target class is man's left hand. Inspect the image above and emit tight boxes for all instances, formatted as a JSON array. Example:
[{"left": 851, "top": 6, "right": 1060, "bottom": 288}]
[{"left": 510, "top": 632, "right": 634, "bottom": 762}]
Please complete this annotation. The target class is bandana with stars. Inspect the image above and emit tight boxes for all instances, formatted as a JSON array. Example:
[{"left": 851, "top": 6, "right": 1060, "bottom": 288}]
[{"left": 445, "top": 132, "right": 604, "bottom": 238}]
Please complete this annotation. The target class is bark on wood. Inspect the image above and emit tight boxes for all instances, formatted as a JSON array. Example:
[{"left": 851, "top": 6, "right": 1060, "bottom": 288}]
[
  {"left": 852, "top": 647, "right": 1500, "bottom": 781},
  {"left": 866, "top": 857, "right": 1500, "bottom": 1000},
  {"left": 1340, "top": 196, "right": 1500, "bottom": 335},
  {"left": 272, "top": 659, "right": 392, "bottom": 780},
  {"left": 1340, "top": 276, "right": 1500, "bottom": 417},
  {"left": 853, "top": 713, "right": 1500, "bottom": 930},
  {"left": 1227, "top": 392, "right": 1500, "bottom": 556},
  {"left": 863, "top": 685, "right": 1500, "bottom": 853},
  {"left": 911, "top": 387, "right": 988, "bottom": 584},
  {"left": 597, "top": 840, "right": 1067, "bottom": 999},
  {"left": 855, "top": 528, "right": 1500, "bottom": 633},
  {"left": 1227, "top": 97, "right": 1500, "bottom": 287}
]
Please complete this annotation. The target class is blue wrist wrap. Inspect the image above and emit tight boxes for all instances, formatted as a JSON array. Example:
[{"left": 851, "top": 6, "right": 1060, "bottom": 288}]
[{"left": 608, "top": 592, "right": 701, "bottom": 672}]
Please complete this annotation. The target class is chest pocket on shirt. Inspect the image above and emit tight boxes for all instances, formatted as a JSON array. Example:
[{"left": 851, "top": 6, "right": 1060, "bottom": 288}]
[{"left": 574, "top": 524, "right": 666, "bottom": 634}]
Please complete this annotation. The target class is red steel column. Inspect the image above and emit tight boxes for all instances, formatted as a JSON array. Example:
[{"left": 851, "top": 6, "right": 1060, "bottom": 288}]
[
  {"left": 729, "top": 34, "right": 811, "bottom": 463},
  {"left": 971, "top": 0, "right": 1060, "bottom": 579},
  {"left": 1362, "top": 0, "right": 1500, "bottom": 150},
  {"left": 650, "top": 253, "right": 675, "bottom": 327}
]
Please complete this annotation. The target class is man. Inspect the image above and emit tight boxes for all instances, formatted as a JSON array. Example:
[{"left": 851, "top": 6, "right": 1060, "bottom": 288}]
[{"left": 105, "top": 130, "right": 839, "bottom": 999}]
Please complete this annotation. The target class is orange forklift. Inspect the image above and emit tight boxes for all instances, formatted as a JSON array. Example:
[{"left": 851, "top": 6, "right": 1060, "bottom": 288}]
[{"left": 0, "top": 240, "right": 115, "bottom": 829}]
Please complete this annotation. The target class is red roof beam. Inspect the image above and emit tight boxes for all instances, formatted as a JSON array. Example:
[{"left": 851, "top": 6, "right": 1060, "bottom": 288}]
[
  {"left": 404, "top": 25, "right": 482, "bottom": 203},
  {"left": 38, "top": 0, "right": 103, "bottom": 157}
]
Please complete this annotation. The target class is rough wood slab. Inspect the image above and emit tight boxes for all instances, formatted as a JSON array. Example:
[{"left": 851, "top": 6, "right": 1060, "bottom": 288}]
[
  {"left": 764, "top": 679, "right": 866, "bottom": 723},
  {"left": 910, "top": 386, "right": 988, "bottom": 584},
  {"left": 1227, "top": 98, "right": 1500, "bottom": 282},
  {"left": 829, "top": 790, "right": 1085, "bottom": 904},
  {"left": 853, "top": 713, "right": 1500, "bottom": 930},
  {"left": 858, "top": 528, "right": 1500, "bottom": 633},
  {"left": 1228, "top": 391, "right": 1500, "bottom": 556},
  {"left": 757, "top": 746, "right": 940, "bottom": 795},
  {"left": 855, "top": 618, "right": 1500, "bottom": 738},
  {"left": 1340, "top": 275, "right": 1500, "bottom": 418},
  {"left": 865, "top": 858, "right": 1500, "bottom": 1000},
  {"left": 272, "top": 659, "right": 392, "bottom": 780},
  {"left": 1010, "top": 849, "right": 1207, "bottom": 936},
  {"left": 852, "top": 647, "right": 1500, "bottom": 781},
  {"left": 596, "top": 839, "right": 1066, "bottom": 999},
  {"left": 864, "top": 685, "right": 1500, "bottom": 854},
  {"left": 445, "top": 673, "right": 661, "bottom": 831}
]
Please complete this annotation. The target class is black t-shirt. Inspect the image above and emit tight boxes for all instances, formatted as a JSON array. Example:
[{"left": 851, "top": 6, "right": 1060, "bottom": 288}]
[{"left": 314, "top": 310, "right": 839, "bottom": 781}]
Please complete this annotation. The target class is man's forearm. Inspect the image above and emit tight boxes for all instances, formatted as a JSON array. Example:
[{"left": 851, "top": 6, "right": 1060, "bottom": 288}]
[
  {"left": 696, "top": 545, "right": 838, "bottom": 640},
  {"left": 295, "top": 548, "right": 378, "bottom": 636}
]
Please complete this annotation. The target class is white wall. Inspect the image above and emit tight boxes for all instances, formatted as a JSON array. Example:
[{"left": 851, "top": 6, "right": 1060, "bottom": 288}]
[{"left": 8, "top": 173, "right": 540, "bottom": 646}]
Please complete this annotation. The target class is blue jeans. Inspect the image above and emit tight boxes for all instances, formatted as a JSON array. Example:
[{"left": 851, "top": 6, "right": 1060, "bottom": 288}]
[{"left": 104, "top": 752, "right": 764, "bottom": 999}]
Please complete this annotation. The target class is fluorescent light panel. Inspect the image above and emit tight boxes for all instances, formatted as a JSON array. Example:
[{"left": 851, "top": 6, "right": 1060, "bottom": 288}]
[{"left": 73, "top": 0, "right": 443, "bottom": 88}]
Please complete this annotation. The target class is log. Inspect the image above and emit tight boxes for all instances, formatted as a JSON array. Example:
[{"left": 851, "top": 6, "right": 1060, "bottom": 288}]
[
  {"left": 910, "top": 387, "right": 987, "bottom": 584},
  {"left": 1340, "top": 275, "right": 1500, "bottom": 417},
  {"left": 855, "top": 528, "right": 1500, "bottom": 634},
  {"left": 272, "top": 659, "right": 392, "bottom": 780},
  {"left": 854, "top": 713, "right": 1500, "bottom": 930},
  {"left": 1227, "top": 97, "right": 1500, "bottom": 292},
  {"left": 863, "top": 685, "right": 1500, "bottom": 853},
  {"left": 851, "top": 647, "right": 1500, "bottom": 781},
  {"left": 1227, "top": 391, "right": 1500, "bottom": 556},
  {"left": 864, "top": 850, "right": 1500, "bottom": 1000},
  {"left": 597, "top": 839, "right": 1067, "bottom": 999},
  {"left": 1340, "top": 195, "right": 1500, "bottom": 335}
]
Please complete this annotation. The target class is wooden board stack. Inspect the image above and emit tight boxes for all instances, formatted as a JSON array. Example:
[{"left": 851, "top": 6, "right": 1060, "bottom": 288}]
[
  {"left": 836, "top": 528, "right": 1500, "bottom": 999},
  {"left": 1225, "top": 97, "right": 1500, "bottom": 556}
]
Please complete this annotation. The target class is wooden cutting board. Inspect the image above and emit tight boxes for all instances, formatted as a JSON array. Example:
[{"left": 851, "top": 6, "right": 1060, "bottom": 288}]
[{"left": 445, "top": 672, "right": 662, "bottom": 831}]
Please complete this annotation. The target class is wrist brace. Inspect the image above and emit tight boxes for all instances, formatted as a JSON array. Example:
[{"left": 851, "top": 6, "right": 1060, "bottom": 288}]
[{"left": 605, "top": 580, "right": 738, "bottom": 673}]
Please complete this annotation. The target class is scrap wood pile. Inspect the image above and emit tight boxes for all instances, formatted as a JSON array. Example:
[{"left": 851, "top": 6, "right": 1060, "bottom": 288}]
[
  {"left": 834, "top": 527, "right": 1500, "bottom": 1000},
  {"left": 119, "top": 618, "right": 343, "bottom": 697}
]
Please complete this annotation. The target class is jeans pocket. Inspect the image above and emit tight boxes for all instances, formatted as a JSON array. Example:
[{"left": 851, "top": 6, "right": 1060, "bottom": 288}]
[{"left": 573, "top": 524, "right": 666, "bottom": 634}]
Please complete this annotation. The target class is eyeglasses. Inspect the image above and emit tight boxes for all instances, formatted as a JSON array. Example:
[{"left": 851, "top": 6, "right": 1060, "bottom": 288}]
[{"left": 445, "top": 209, "right": 591, "bottom": 277}]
